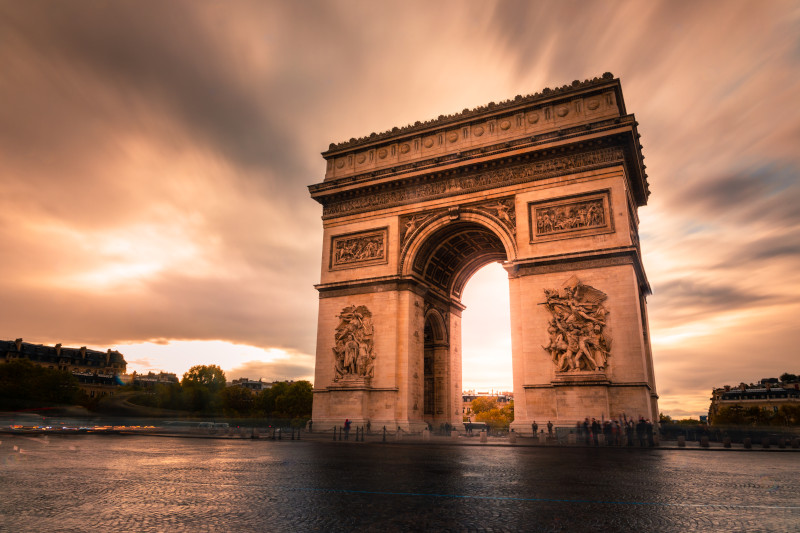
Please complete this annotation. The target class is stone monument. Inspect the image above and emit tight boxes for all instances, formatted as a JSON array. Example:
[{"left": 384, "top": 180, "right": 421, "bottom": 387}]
[{"left": 309, "top": 73, "right": 658, "bottom": 433}]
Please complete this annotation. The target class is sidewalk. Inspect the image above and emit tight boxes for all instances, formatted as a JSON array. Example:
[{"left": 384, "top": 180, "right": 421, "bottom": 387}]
[{"left": 303, "top": 430, "right": 800, "bottom": 451}]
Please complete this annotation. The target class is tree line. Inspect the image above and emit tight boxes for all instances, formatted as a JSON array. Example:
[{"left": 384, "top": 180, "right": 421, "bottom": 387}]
[
  {"left": 128, "top": 364, "right": 313, "bottom": 419},
  {"left": 0, "top": 360, "right": 312, "bottom": 421}
]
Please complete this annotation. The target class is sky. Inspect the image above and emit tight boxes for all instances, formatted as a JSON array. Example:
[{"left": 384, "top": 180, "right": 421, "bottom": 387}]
[{"left": 1, "top": 0, "right": 798, "bottom": 418}]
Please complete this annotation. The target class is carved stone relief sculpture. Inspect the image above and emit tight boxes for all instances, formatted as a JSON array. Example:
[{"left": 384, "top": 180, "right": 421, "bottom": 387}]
[
  {"left": 536, "top": 198, "right": 604, "bottom": 236},
  {"left": 332, "top": 305, "right": 376, "bottom": 384},
  {"left": 475, "top": 197, "right": 516, "bottom": 236},
  {"left": 542, "top": 278, "right": 611, "bottom": 373},
  {"left": 330, "top": 228, "right": 387, "bottom": 269}
]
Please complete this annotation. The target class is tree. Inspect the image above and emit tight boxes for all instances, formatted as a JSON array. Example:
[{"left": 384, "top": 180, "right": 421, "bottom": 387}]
[
  {"left": 471, "top": 397, "right": 497, "bottom": 415},
  {"left": 274, "top": 381, "right": 313, "bottom": 419},
  {"left": 181, "top": 365, "right": 226, "bottom": 392},
  {"left": 475, "top": 401, "right": 514, "bottom": 431},
  {"left": 221, "top": 386, "right": 255, "bottom": 416},
  {"left": 256, "top": 381, "right": 290, "bottom": 415},
  {"left": 256, "top": 381, "right": 313, "bottom": 419},
  {"left": 0, "top": 359, "right": 81, "bottom": 407},
  {"left": 780, "top": 373, "right": 798, "bottom": 383},
  {"left": 181, "top": 365, "right": 226, "bottom": 413}
]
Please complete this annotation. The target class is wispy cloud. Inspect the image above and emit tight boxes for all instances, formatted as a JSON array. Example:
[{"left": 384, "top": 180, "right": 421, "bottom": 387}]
[{"left": 1, "top": 0, "right": 797, "bottom": 417}]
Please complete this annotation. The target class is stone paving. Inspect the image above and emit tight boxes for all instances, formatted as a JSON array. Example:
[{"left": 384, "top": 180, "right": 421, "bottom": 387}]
[{"left": 1, "top": 434, "right": 798, "bottom": 532}]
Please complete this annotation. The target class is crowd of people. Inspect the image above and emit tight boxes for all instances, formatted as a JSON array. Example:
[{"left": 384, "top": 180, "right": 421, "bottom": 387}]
[
  {"left": 576, "top": 416, "right": 655, "bottom": 446},
  {"left": 532, "top": 417, "right": 656, "bottom": 446}
]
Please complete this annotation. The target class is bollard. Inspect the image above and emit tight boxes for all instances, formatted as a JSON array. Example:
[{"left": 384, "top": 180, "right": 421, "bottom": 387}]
[
  {"left": 743, "top": 437, "right": 752, "bottom": 449},
  {"left": 278, "top": 428, "right": 282, "bottom": 440},
  {"left": 383, "top": 426, "right": 386, "bottom": 443},
  {"left": 479, "top": 430, "right": 487, "bottom": 443},
  {"left": 723, "top": 436, "right": 731, "bottom": 448},
  {"left": 700, "top": 436, "right": 709, "bottom": 448},
  {"left": 677, "top": 435, "right": 685, "bottom": 448},
  {"left": 509, "top": 430, "right": 517, "bottom": 444},
  {"left": 291, "top": 428, "right": 295, "bottom": 441},
  {"left": 333, "top": 426, "right": 337, "bottom": 441},
  {"left": 297, "top": 428, "right": 300, "bottom": 441}
]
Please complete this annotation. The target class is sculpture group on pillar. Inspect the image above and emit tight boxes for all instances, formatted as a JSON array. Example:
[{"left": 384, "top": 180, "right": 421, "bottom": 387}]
[
  {"left": 542, "top": 279, "right": 611, "bottom": 373},
  {"left": 332, "top": 305, "right": 376, "bottom": 382}
]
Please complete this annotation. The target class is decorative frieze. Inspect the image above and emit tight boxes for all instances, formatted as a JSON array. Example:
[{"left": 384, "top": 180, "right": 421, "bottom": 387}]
[
  {"left": 330, "top": 228, "right": 388, "bottom": 270},
  {"left": 529, "top": 190, "right": 613, "bottom": 243},
  {"left": 323, "top": 147, "right": 624, "bottom": 218},
  {"left": 542, "top": 277, "right": 611, "bottom": 374}
]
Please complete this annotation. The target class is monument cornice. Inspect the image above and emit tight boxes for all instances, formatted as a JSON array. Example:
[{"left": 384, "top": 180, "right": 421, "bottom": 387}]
[
  {"left": 310, "top": 115, "right": 642, "bottom": 196},
  {"left": 322, "top": 73, "right": 623, "bottom": 154}
]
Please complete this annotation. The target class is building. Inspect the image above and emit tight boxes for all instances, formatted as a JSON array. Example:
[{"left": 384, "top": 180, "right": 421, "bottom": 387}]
[
  {"left": 0, "top": 338, "right": 127, "bottom": 398},
  {"left": 709, "top": 378, "right": 800, "bottom": 423},
  {"left": 125, "top": 371, "right": 179, "bottom": 388},
  {"left": 229, "top": 377, "right": 273, "bottom": 392}
]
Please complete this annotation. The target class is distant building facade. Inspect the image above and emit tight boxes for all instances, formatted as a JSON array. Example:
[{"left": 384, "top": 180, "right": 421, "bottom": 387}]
[
  {"left": 0, "top": 338, "right": 127, "bottom": 398},
  {"left": 125, "top": 371, "right": 179, "bottom": 388},
  {"left": 709, "top": 377, "right": 800, "bottom": 423},
  {"left": 229, "top": 378, "right": 273, "bottom": 392}
]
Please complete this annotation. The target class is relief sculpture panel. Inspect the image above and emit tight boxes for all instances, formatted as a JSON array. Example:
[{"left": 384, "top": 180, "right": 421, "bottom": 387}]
[
  {"left": 542, "top": 277, "right": 611, "bottom": 373},
  {"left": 330, "top": 228, "right": 388, "bottom": 270},
  {"left": 332, "top": 304, "right": 375, "bottom": 385},
  {"left": 529, "top": 191, "right": 612, "bottom": 243}
]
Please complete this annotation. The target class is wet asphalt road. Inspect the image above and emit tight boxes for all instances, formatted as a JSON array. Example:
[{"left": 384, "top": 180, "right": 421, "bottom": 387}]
[{"left": 1, "top": 435, "right": 798, "bottom": 532}]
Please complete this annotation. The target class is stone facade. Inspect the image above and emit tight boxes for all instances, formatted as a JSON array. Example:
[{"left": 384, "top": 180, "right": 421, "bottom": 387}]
[
  {"left": 308, "top": 74, "right": 658, "bottom": 433},
  {"left": 0, "top": 338, "right": 127, "bottom": 398}
]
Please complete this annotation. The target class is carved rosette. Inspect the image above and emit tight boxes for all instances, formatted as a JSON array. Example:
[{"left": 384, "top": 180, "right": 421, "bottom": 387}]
[
  {"left": 542, "top": 278, "right": 611, "bottom": 373},
  {"left": 332, "top": 305, "right": 376, "bottom": 385}
]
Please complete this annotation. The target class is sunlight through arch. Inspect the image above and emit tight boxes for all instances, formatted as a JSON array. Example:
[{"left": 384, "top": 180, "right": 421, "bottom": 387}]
[{"left": 460, "top": 262, "right": 513, "bottom": 394}]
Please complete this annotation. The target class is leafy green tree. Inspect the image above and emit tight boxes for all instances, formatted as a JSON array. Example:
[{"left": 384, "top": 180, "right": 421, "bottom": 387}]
[
  {"left": 0, "top": 359, "right": 81, "bottom": 407},
  {"left": 221, "top": 385, "right": 255, "bottom": 416},
  {"left": 181, "top": 365, "right": 226, "bottom": 412},
  {"left": 256, "top": 381, "right": 290, "bottom": 415},
  {"left": 275, "top": 381, "right": 313, "bottom": 419},
  {"left": 780, "top": 373, "right": 798, "bottom": 382},
  {"left": 254, "top": 381, "right": 313, "bottom": 419},
  {"left": 182, "top": 365, "right": 226, "bottom": 392}
]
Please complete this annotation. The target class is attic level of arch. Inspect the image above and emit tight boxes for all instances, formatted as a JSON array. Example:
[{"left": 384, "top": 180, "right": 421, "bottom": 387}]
[{"left": 309, "top": 131, "right": 649, "bottom": 221}]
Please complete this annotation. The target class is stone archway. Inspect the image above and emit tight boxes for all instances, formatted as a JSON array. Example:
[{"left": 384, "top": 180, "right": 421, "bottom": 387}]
[{"left": 309, "top": 74, "right": 659, "bottom": 433}]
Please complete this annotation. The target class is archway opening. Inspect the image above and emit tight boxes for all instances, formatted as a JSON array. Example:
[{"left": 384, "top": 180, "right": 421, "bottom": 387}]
[
  {"left": 461, "top": 262, "right": 513, "bottom": 406},
  {"left": 407, "top": 218, "right": 513, "bottom": 428}
]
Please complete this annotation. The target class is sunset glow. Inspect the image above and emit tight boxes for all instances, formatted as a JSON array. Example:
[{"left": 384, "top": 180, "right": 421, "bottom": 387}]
[{"left": 1, "top": 1, "right": 798, "bottom": 418}]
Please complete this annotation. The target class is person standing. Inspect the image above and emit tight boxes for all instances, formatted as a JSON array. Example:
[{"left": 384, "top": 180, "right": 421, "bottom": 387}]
[
  {"left": 532, "top": 421, "right": 539, "bottom": 436},
  {"left": 344, "top": 419, "right": 351, "bottom": 440},
  {"left": 547, "top": 421, "right": 553, "bottom": 436}
]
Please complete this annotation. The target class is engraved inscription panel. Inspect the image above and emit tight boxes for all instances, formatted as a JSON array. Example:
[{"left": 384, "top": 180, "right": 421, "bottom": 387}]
[
  {"left": 529, "top": 191, "right": 613, "bottom": 243},
  {"left": 330, "top": 228, "right": 388, "bottom": 270}
]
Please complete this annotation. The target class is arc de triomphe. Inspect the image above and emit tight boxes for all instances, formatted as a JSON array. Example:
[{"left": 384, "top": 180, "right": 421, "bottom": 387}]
[{"left": 308, "top": 73, "right": 658, "bottom": 433}]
